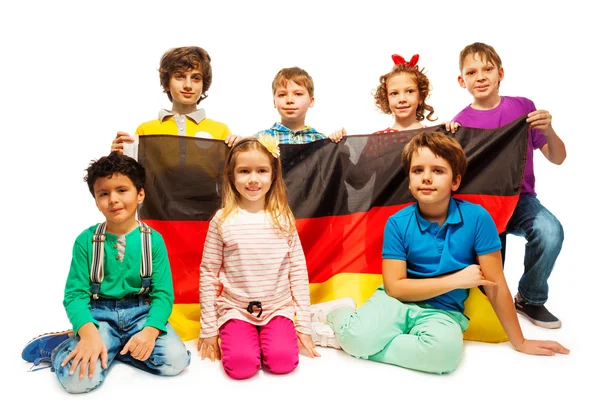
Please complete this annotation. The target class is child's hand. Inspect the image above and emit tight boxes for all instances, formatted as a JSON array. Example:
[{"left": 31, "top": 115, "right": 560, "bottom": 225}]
[
  {"left": 111, "top": 131, "right": 135, "bottom": 154},
  {"left": 526, "top": 110, "right": 554, "bottom": 136},
  {"left": 328, "top": 128, "right": 346, "bottom": 143},
  {"left": 198, "top": 336, "right": 221, "bottom": 361},
  {"left": 443, "top": 121, "right": 461, "bottom": 133},
  {"left": 61, "top": 323, "right": 107, "bottom": 379},
  {"left": 513, "top": 339, "right": 570, "bottom": 356},
  {"left": 120, "top": 326, "right": 159, "bottom": 361},
  {"left": 452, "top": 264, "right": 497, "bottom": 289},
  {"left": 225, "top": 134, "right": 244, "bottom": 148},
  {"left": 297, "top": 332, "right": 320, "bottom": 358}
]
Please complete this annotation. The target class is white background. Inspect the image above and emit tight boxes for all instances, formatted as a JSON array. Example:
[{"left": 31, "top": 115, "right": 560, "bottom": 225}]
[{"left": 1, "top": 0, "right": 597, "bottom": 409}]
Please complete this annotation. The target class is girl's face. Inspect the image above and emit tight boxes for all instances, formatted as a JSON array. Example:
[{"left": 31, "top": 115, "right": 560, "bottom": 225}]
[
  {"left": 387, "top": 73, "right": 422, "bottom": 123},
  {"left": 233, "top": 149, "right": 273, "bottom": 212}
]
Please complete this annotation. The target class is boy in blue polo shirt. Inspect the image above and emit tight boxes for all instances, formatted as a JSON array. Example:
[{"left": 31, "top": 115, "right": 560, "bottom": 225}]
[{"left": 310, "top": 131, "right": 568, "bottom": 374}]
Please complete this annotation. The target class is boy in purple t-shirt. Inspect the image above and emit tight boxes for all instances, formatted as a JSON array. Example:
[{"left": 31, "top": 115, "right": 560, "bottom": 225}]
[{"left": 453, "top": 42, "right": 567, "bottom": 329}]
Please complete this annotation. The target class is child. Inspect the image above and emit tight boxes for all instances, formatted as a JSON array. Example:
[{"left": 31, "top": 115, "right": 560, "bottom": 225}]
[
  {"left": 226, "top": 66, "right": 343, "bottom": 146},
  {"left": 453, "top": 42, "right": 567, "bottom": 328},
  {"left": 198, "top": 135, "right": 319, "bottom": 380},
  {"left": 334, "top": 53, "right": 456, "bottom": 149},
  {"left": 373, "top": 54, "right": 437, "bottom": 134},
  {"left": 22, "top": 152, "right": 190, "bottom": 393},
  {"left": 111, "top": 46, "right": 231, "bottom": 158},
  {"left": 310, "top": 132, "right": 568, "bottom": 374}
]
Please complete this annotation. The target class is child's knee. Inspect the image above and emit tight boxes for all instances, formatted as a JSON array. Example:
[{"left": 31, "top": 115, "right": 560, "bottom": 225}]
[
  {"left": 222, "top": 349, "right": 261, "bottom": 380},
  {"left": 56, "top": 361, "right": 105, "bottom": 394},
  {"left": 419, "top": 331, "right": 463, "bottom": 374},
  {"left": 262, "top": 346, "right": 298, "bottom": 375},
  {"left": 534, "top": 212, "right": 564, "bottom": 247},
  {"left": 149, "top": 344, "right": 191, "bottom": 376}
]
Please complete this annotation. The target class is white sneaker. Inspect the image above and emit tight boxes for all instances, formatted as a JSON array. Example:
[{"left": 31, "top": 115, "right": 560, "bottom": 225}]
[
  {"left": 310, "top": 297, "right": 357, "bottom": 323},
  {"left": 311, "top": 322, "right": 341, "bottom": 349}
]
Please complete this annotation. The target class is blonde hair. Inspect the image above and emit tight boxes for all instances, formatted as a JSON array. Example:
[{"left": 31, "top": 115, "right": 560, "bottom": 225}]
[
  {"left": 271, "top": 67, "right": 315, "bottom": 97},
  {"left": 458, "top": 42, "right": 503, "bottom": 73},
  {"left": 220, "top": 138, "right": 295, "bottom": 235}
]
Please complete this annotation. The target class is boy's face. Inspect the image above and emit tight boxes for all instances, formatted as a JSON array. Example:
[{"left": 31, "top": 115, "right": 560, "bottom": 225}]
[
  {"left": 387, "top": 73, "right": 422, "bottom": 122},
  {"left": 167, "top": 68, "right": 204, "bottom": 107},
  {"left": 458, "top": 53, "right": 504, "bottom": 102},
  {"left": 408, "top": 147, "right": 461, "bottom": 207},
  {"left": 93, "top": 173, "right": 144, "bottom": 234},
  {"left": 273, "top": 80, "right": 314, "bottom": 125}
]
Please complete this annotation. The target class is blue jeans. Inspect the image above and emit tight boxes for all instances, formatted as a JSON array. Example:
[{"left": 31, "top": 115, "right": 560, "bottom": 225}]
[
  {"left": 501, "top": 195, "right": 563, "bottom": 305},
  {"left": 51, "top": 296, "right": 191, "bottom": 394}
]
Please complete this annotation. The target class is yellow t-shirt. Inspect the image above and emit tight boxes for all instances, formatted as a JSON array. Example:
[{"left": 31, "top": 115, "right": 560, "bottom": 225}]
[{"left": 136, "top": 108, "right": 230, "bottom": 139}]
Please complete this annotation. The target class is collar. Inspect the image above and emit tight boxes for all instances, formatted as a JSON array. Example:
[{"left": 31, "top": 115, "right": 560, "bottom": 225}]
[
  {"left": 158, "top": 108, "right": 206, "bottom": 123},
  {"left": 414, "top": 197, "right": 463, "bottom": 233},
  {"left": 270, "top": 122, "right": 318, "bottom": 134}
]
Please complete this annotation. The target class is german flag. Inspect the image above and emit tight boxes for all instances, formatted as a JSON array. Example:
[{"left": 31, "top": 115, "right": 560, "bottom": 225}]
[{"left": 138, "top": 117, "right": 528, "bottom": 341}]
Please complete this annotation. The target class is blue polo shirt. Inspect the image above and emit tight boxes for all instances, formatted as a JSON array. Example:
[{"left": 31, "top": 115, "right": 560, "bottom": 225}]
[{"left": 382, "top": 198, "right": 502, "bottom": 313}]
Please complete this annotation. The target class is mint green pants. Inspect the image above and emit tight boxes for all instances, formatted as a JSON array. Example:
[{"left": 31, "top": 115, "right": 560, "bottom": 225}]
[{"left": 328, "top": 288, "right": 469, "bottom": 374}]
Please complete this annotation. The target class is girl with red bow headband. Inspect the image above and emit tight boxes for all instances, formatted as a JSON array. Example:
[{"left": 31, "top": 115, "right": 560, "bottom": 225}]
[{"left": 373, "top": 54, "right": 437, "bottom": 134}]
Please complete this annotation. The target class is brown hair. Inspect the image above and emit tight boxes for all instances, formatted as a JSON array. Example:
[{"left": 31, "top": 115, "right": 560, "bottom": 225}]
[
  {"left": 373, "top": 64, "right": 436, "bottom": 122},
  {"left": 220, "top": 138, "right": 295, "bottom": 235},
  {"left": 401, "top": 131, "right": 467, "bottom": 182},
  {"left": 159, "top": 46, "right": 212, "bottom": 103},
  {"left": 458, "top": 42, "right": 503, "bottom": 73},
  {"left": 271, "top": 67, "right": 315, "bottom": 97}
]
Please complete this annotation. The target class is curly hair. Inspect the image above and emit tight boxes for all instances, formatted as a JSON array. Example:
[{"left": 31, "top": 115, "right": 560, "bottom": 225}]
[
  {"left": 373, "top": 64, "right": 436, "bottom": 122},
  {"left": 159, "top": 46, "right": 212, "bottom": 103},
  {"left": 84, "top": 152, "right": 146, "bottom": 197}
]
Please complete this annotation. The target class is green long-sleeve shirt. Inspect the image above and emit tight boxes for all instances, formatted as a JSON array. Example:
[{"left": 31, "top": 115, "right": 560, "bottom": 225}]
[{"left": 63, "top": 224, "right": 174, "bottom": 335}]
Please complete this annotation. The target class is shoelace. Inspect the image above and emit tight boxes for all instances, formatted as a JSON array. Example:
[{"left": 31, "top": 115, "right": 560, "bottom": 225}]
[{"left": 28, "top": 349, "right": 55, "bottom": 372}]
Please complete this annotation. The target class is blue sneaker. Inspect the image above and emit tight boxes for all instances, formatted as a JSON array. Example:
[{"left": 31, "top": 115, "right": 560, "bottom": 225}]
[{"left": 22, "top": 330, "right": 72, "bottom": 370}]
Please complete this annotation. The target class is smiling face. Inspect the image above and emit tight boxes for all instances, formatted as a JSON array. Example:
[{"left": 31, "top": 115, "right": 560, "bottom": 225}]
[
  {"left": 93, "top": 173, "right": 144, "bottom": 234},
  {"left": 387, "top": 72, "right": 422, "bottom": 126},
  {"left": 458, "top": 52, "right": 504, "bottom": 106},
  {"left": 408, "top": 147, "right": 461, "bottom": 208},
  {"left": 233, "top": 149, "right": 273, "bottom": 212},
  {"left": 167, "top": 68, "right": 204, "bottom": 113}
]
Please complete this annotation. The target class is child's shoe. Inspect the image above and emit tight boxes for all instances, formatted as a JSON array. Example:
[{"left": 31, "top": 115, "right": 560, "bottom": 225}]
[
  {"left": 22, "top": 330, "right": 72, "bottom": 370},
  {"left": 514, "top": 293, "right": 562, "bottom": 329},
  {"left": 310, "top": 297, "right": 356, "bottom": 323},
  {"left": 309, "top": 298, "right": 356, "bottom": 349},
  {"left": 311, "top": 322, "right": 341, "bottom": 349}
]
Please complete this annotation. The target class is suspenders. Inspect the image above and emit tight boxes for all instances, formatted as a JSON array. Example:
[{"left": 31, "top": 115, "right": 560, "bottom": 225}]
[{"left": 89, "top": 221, "right": 153, "bottom": 299}]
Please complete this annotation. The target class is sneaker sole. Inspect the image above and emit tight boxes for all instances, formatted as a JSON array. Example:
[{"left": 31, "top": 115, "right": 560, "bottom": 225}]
[
  {"left": 22, "top": 330, "right": 72, "bottom": 362},
  {"left": 516, "top": 309, "right": 562, "bottom": 329},
  {"left": 312, "top": 332, "right": 341, "bottom": 349}
]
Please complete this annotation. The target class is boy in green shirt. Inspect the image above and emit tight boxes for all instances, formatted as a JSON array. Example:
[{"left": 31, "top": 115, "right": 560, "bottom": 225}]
[{"left": 22, "top": 152, "right": 190, "bottom": 393}]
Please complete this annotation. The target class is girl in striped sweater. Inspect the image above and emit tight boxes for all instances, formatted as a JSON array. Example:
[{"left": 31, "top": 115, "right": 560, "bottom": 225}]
[{"left": 197, "top": 135, "right": 319, "bottom": 379}]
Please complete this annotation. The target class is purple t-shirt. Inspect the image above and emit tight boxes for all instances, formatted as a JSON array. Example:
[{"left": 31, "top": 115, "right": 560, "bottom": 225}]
[{"left": 453, "top": 96, "right": 547, "bottom": 196}]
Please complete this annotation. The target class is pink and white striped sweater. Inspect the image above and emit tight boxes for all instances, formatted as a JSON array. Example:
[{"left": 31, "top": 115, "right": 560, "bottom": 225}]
[{"left": 200, "top": 208, "right": 311, "bottom": 338}]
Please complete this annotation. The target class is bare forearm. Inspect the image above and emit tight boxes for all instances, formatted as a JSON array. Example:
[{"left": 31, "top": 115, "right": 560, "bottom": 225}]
[
  {"left": 385, "top": 275, "right": 456, "bottom": 302},
  {"left": 544, "top": 128, "right": 567, "bottom": 165},
  {"left": 485, "top": 284, "right": 525, "bottom": 347}
]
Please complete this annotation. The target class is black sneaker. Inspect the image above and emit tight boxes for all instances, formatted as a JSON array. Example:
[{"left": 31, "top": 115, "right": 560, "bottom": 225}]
[{"left": 515, "top": 296, "right": 562, "bottom": 329}]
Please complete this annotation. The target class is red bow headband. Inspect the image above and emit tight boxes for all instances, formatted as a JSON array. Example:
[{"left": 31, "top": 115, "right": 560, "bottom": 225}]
[{"left": 392, "top": 54, "right": 419, "bottom": 67}]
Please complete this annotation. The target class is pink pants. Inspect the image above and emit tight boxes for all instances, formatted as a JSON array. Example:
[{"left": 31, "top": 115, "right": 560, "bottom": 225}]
[{"left": 220, "top": 316, "right": 299, "bottom": 380}]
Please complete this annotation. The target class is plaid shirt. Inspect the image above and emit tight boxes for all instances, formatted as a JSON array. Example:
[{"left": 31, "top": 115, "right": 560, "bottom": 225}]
[{"left": 254, "top": 122, "right": 327, "bottom": 144}]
